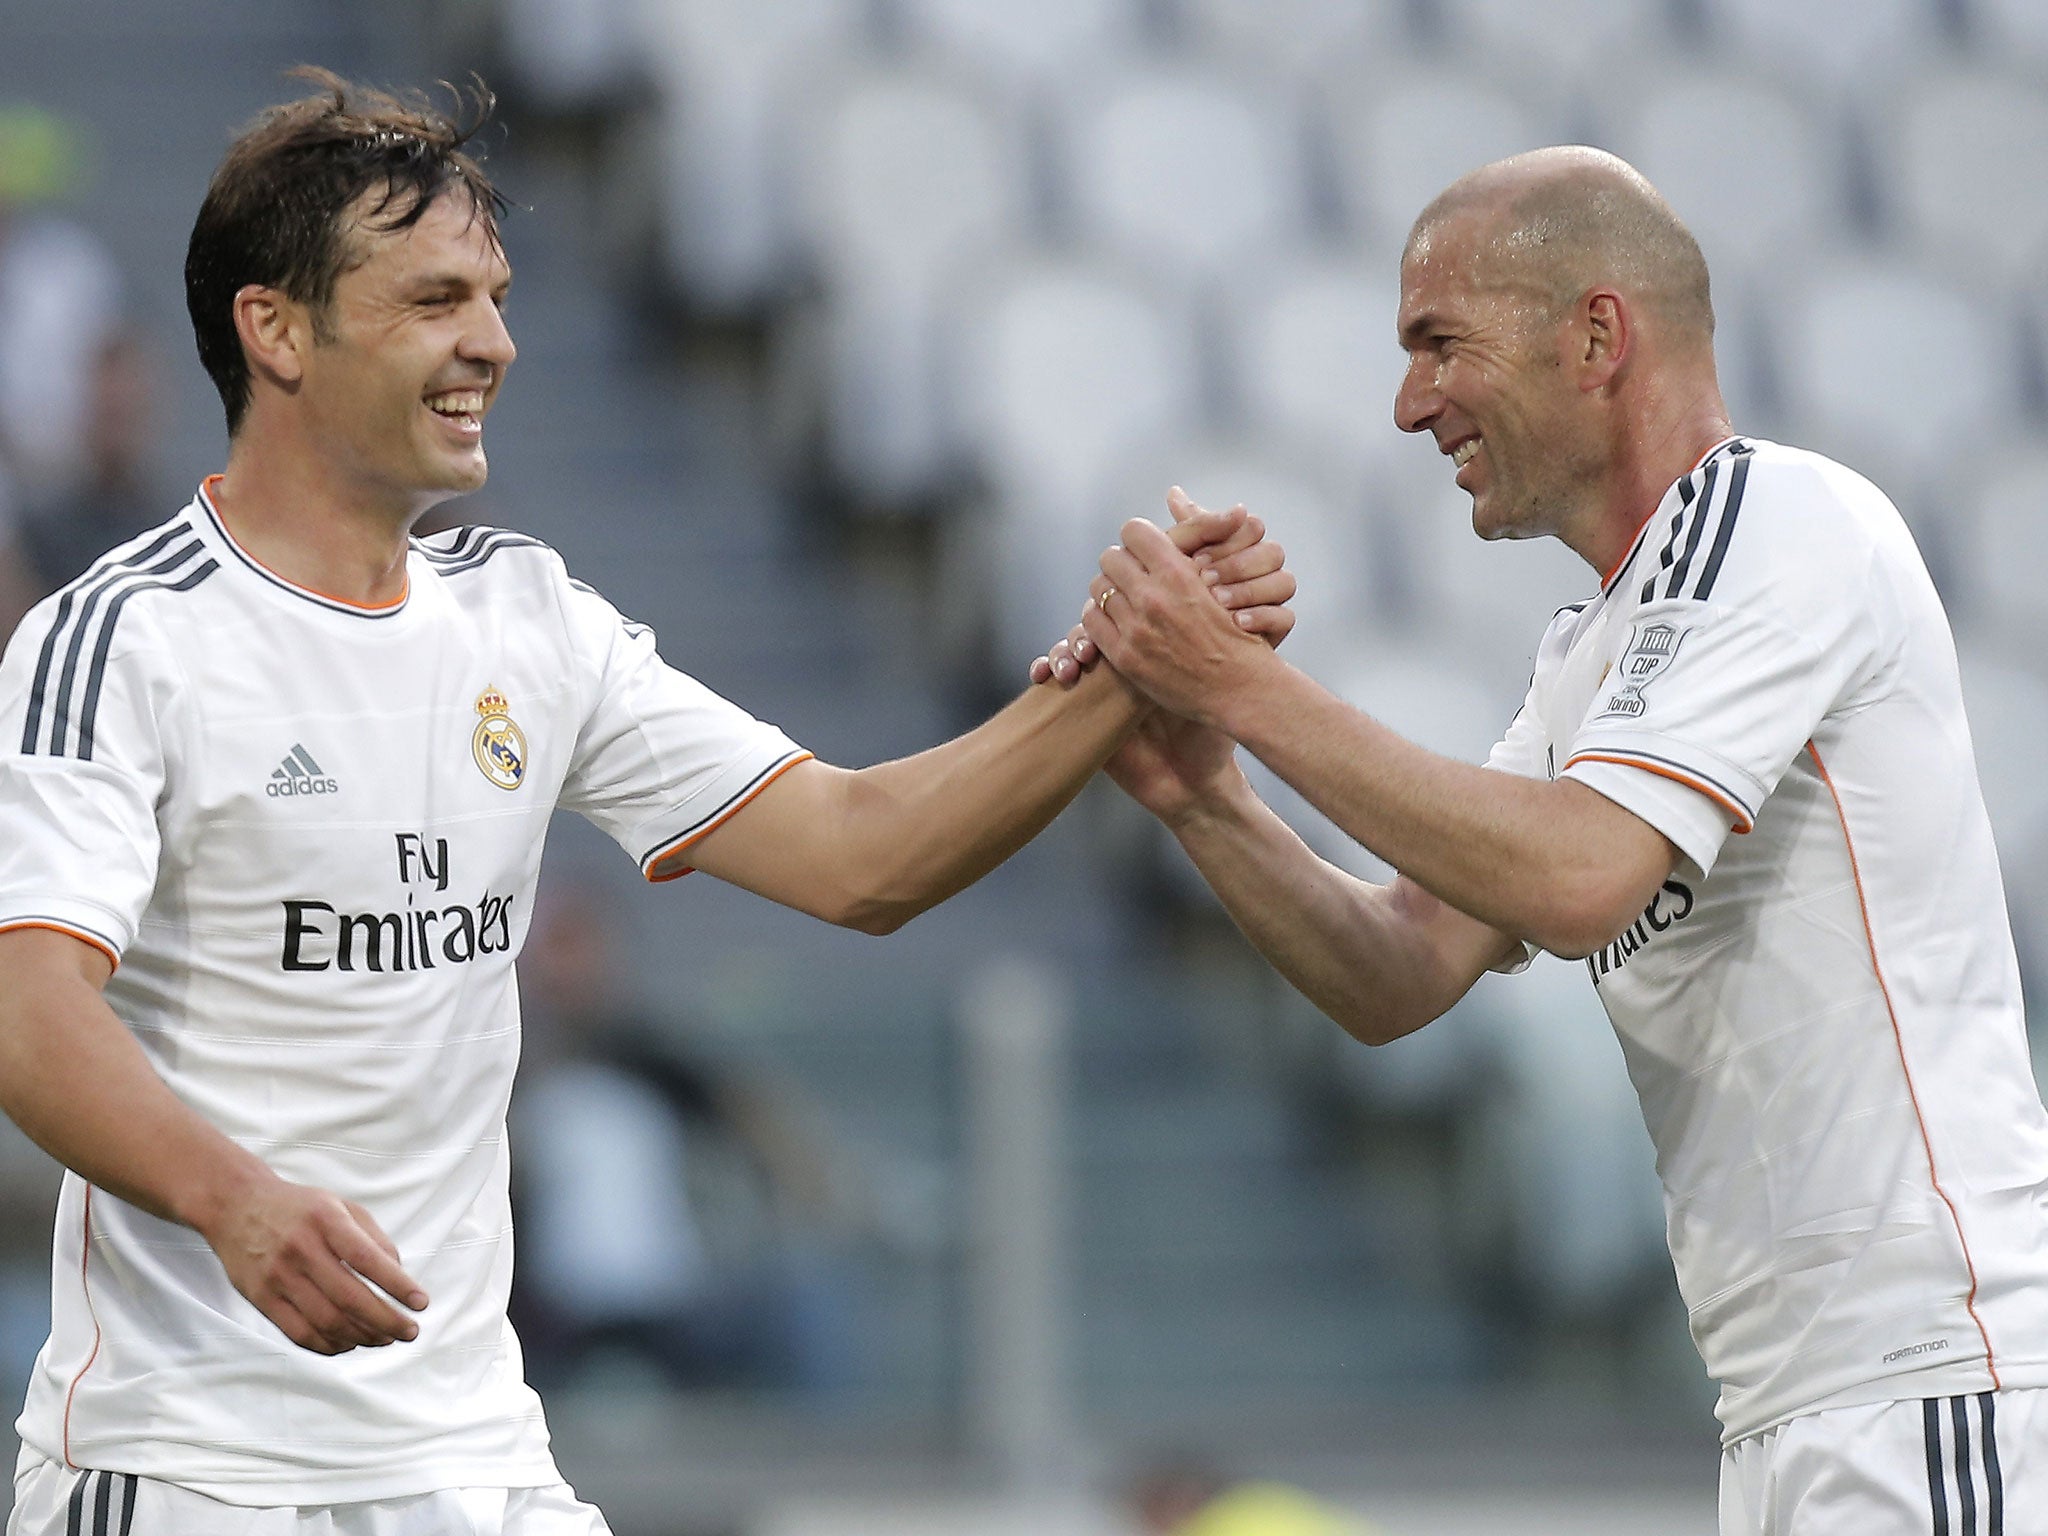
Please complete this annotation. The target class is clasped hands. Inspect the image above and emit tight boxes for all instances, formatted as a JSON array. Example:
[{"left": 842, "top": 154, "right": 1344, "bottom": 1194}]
[{"left": 1029, "top": 486, "right": 1295, "bottom": 724}]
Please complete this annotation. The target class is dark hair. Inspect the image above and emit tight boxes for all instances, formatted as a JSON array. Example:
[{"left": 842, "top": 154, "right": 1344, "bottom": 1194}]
[{"left": 184, "top": 67, "right": 510, "bottom": 435}]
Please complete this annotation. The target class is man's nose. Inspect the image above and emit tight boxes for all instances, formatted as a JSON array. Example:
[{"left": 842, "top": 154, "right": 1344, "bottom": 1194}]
[
  {"left": 464, "top": 297, "right": 517, "bottom": 370},
  {"left": 1393, "top": 357, "right": 1438, "bottom": 436}
]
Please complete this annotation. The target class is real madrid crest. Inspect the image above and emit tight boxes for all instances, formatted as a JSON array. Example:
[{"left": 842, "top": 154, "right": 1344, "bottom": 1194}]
[{"left": 472, "top": 685, "right": 527, "bottom": 791}]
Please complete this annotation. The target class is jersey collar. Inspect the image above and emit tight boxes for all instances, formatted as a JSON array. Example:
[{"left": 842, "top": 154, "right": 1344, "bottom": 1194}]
[
  {"left": 196, "top": 477, "right": 412, "bottom": 620},
  {"left": 1600, "top": 437, "right": 1749, "bottom": 596}
]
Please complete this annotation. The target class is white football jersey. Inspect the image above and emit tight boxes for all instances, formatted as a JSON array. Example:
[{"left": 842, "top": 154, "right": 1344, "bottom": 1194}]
[
  {"left": 0, "top": 481, "right": 809, "bottom": 1501},
  {"left": 1486, "top": 437, "right": 2048, "bottom": 1443}
]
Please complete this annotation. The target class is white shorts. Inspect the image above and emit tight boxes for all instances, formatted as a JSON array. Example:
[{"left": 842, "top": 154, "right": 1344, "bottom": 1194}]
[
  {"left": 7, "top": 1455, "right": 613, "bottom": 1536},
  {"left": 1720, "top": 1388, "right": 2046, "bottom": 1534}
]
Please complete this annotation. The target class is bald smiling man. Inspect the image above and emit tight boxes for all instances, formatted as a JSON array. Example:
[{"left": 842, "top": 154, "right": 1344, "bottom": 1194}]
[{"left": 1045, "top": 147, "right": 2048, "bottom": 1533}]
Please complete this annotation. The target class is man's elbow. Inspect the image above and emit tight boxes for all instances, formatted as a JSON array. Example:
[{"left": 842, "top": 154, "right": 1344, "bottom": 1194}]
[
  {"left": 1528, "top": 873, "right": 1652, "bottom": 960},
  {"left": 837, "top": 899, "right": 915, "bottom": 937},
  {"left": 1325, "top": 991, "right": 1444, "bottom": 1050},
  {"left": 821, "top": 882, "right": 927, "bottom": 936}
]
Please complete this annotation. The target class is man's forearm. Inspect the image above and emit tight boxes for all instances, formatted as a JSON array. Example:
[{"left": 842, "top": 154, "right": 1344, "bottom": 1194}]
[
  {"left": 1165, "top": 769, "right": 1501, "bottom": 1044},
  {"left": 0, "top": 945, "right": 266, "bottom": 1238},
  {"left": 1215, "top": 662, "right": 1661, "bottom": 956},
  {"left": 834, "top": 663, "right": 1146, "bottom": 930}
]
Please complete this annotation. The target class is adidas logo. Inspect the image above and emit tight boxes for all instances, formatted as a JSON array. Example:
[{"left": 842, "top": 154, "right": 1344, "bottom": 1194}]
[{"left": 265, "top": 744, "right": 340, "bottom": 798}]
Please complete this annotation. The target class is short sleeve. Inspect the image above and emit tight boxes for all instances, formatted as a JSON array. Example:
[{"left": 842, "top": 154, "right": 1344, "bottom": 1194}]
[
  {"left": 0, "top": 595, "right": 170, "bottom": 963},
  {"left": 556, "top": 579, "right": 811, "bottom": 880},
  {"left": 1561, "top": 458, "right": 1887, "bottom": 875}
]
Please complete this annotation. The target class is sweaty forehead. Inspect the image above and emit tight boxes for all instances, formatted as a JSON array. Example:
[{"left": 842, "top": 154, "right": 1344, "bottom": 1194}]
[
  {"left": 1397, "top": 210, "right": 1555, "bottom": 341},
  {"left": 1396, "top": 223, "right": 1486, "bottom": 336},
  {"left": 340, "top": 189, "right": 508, "bottom": 282}
]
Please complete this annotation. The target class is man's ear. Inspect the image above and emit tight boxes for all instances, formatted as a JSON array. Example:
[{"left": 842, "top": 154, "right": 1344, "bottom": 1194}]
[
  {"left": 1580, "top": 288, "right": 1630, "bottom": 391},
  {"left": 232, "top": 285, "right": 310, "bottom": 388}
]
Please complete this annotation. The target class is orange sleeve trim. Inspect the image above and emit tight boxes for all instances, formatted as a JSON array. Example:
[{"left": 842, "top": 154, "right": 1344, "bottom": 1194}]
[
  {"left": 0, "top": 920, "right": 119, "bottom": 972},
  {"left": 644, "top": 752, "right": 817, "bottom": 883},
  {"left": 1563, "top": 752, "right": 1755, "bottom": 834},
  {"left": 1808, "top": 741, "right": 1999, "bottom": 1386}
]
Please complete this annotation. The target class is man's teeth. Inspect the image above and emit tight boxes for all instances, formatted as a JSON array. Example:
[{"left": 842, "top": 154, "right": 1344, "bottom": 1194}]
[
  {"left": 427, "top": 391, "right": 485, "bottom": 416},
  {"left": 1452, "top": 439, "right": 1478, "bottom": 468}
]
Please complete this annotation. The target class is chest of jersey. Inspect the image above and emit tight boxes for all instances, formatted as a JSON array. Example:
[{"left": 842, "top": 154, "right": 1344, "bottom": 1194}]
[{"left": 155, "top": 591, "right": 577, "bottom": 982}]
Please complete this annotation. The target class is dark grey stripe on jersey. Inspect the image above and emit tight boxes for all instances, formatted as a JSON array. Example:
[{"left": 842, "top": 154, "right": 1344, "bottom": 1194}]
[
  {"left": 1662, "top": 460, "right": 1722, "bottom": 600},
  {"left": 64, "top": 1468, "right": 86, "bottom": 1536},
  {"left": 91, "top": 1469, "right": 113, "bottom": 1536},
  {"left": 568, "top": 578, "right": 653, "bottom": 640},
  {"left": 1570, "top": 746, "right": 1758, "bottom": 821},
  {"left": 26, "top": 540, "right": 210, "bottom": 758},
  {"left": 1687, "top": 451, "right": 1751, "bottom": 602},
  {"left": 74, "top": 559, "right": 219, "bottom": 761},
  {"left": 429, "top": 531, "right": 550, "bottom": 578},
  {"left": 638, "top": 749, "right": 810, "bottom": 873},
  {"left": 1636, "top": 439, "right": 1754, "bottom": 606},
  {"left": 117, "top": 1474, "right": 137, "bottom": 1536},
  {"left": 414, "top": 523, "right": 493, "bottom": 563},
  {"left": 21, "top": 523, "right": 194, "bottom": 754},
  {"left": 1927, "top": 1398, "right": 1951, "bottom": 1535},
  {"left": 1635, "top": 471, "right": 1699, "bottom": 604}
]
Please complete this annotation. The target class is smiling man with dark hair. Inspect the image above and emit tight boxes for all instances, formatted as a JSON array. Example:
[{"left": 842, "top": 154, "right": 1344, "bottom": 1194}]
[{"left": 0, "top": 73, "right": 1294, "bottom": 1536}]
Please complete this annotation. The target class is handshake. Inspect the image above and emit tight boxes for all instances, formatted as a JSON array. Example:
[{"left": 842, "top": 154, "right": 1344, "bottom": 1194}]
[{"left": 1027, "top": 486, "right": 1296, "bottom": 717}]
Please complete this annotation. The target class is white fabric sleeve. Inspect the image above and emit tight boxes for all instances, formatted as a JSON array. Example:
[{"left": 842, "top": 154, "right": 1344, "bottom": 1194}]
[
  {"left": 0, "top": 594, "right": 170, "bottom": 962},
  {"left": 556, "top": 578, "right": 811, "bottom": 879},
  {"left": 1561, "top": 477, "right": 1885, "bottom": 876}
]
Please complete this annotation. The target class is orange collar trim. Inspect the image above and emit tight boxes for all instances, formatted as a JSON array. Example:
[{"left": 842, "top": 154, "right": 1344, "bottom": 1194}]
[{"left": 201, "top": 475, "right": 410, "bottom": 613}]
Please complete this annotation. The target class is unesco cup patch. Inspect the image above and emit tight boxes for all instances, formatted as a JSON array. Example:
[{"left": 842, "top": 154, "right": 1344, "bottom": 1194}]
[
  {"left": 1596, "top": 621, "right": 1687, "bottom": 720},
  {"left": 471, "top": 684, "right": 527, "bottom": 790}
]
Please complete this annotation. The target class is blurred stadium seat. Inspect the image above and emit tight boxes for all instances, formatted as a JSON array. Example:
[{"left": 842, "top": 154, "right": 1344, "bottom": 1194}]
[
  {"left": 497, "top": 0, "right": 638, "bottom": 110},
  {"left": 1430, "top": 0, "right": 1681, "bottom": 97},
  {"left": 1224, "top": 253, "right": 1403, "bottom": 498},
  {"left": 1955, "top": 443, "right": 2048, "bottom": 655},
  {"left": 1976, "top": 0, "right": 2048, "bottom": 67},
  {"left": 1177, "top": 0, "right": 1409, "bottom": 83},
  {"left": 948, "top": 254, "right": 1203, "bottom": 664},
  {"left": 1770, "top": 250, "right": 2030, "bottom": 540},
  {"left": 1697, "top": 0, "right": 1951, "bottom": 98},
  {"left": 1055, "top": 57, "right": 1314, "bottom": 291},
  {"left": 1885, "top": 67, "right": 2048, "bottom": 290},
  {"left": 791, "top": 59, "right": 1031, "bottom": 505},
  {"left": 1599, "top": 68, "right": 1841, "bottom": 283},
  {"left": 640, "top": 0, "right": 871, "bottom": 312},
  {"left": 890, "top": 0, "right": 1144, "bottom": 94},
  {"left": 1323, "top": 67, "right": 1556, "bottom": 250}
]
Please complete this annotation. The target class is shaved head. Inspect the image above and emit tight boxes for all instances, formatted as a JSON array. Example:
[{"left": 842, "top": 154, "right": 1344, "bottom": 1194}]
[{"left": 1408, "top": 146, "right": 1713, "bottom": 344}]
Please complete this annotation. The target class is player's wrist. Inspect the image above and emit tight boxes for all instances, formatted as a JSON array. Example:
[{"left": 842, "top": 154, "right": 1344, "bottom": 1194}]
[
  {"left": 1158, "top": 760, "right": 1254, "bottom": 837},
  {"left": 174, "top": 1140, "right": 279, "bottom": 1242}
]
